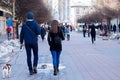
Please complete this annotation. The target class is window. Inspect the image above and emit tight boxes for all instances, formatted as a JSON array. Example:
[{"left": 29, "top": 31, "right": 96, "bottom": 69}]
[{"left": 76, "top": 8, "right": 79, "bottom": 14}]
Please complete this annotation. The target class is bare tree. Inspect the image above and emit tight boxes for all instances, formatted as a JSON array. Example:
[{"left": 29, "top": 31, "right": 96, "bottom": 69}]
[
  {"left": 77, "top": 11, "right": 104, "bottom": 24},
  {"left": 15, "top": 0, "right": 52, "bottom": 23},
  {"left": 78, "top": 0, "right": 120, "bottom": 24},
  {"left": 0, "top": 0, "right": 13, "bottom": 14},
  {"left": 117, "top": 0, "right": 120, "bottom": 15}
]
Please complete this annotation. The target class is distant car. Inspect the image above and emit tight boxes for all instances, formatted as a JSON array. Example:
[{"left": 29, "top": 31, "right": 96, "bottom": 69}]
[{"left": 77, "top": 23, "right": 85, "bottom": 32}]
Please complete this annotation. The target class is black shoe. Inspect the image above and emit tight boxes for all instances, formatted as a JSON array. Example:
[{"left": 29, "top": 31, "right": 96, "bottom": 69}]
[
  {"left": 54, "top": 70, "right": 57, "bottom": 75},
  {"left": 53, "top": 66, "right": 58, "bottom": 76},
  {"left": 57, "top": 66, "right": 59, "bottom": 72},
  {"left": 33, "top": 67, "right": 37, "bottom": 74},
  {"left": 29, "top": 70, "right": 34, "bottom": 75}
]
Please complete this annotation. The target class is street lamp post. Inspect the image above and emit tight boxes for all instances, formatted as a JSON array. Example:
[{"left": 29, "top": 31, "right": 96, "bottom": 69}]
[
  {"left": 12, "top": 0, "right": 18, "bottom": 39},
  {"left": 12, "top": 0, "right": 15, "bottom": 19}
]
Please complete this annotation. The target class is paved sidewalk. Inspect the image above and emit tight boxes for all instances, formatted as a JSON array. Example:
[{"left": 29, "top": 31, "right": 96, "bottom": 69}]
[
  {"left": 0, "top": 34, "right": 19, "bottom": 64},
  {"left": 0, "top": 31, "right": 120, "bottom": 80},
  {"left": 0, "top": 34, "right": 7, "bottom": 43}
]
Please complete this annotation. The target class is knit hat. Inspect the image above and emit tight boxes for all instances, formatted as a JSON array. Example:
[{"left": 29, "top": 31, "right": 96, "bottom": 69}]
[{"left": 27, "top": 12, "right": 34, "bottom": 19}]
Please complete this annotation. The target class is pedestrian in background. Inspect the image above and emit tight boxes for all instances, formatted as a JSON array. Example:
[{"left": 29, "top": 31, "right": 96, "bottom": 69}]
[
  {"left": 113, "top": 24, "right": 116, "bottom": 33},
  {"left": 47, "top": 20, "right": 65, "bottom": 76},
  {"left": 83, "top": 24, "right": 87, "bottom": 37},
  {"left": 41, "top": 25, "right": 46, "bottom": 41},
  {"left": 20, "top": 12, "right": 41, "bottom": 75},
  {"left": 59, "top": 23, "right": 65, "bottom": 35},
  {"left": 6, "top": 27, "right": 11, "bottom": 40},
  {"left": 6, "top": 16, "right": 13, "bottom": 40},
  {"left": 65, "top": 24, "right": 70, "bottom": 41},
  {"left": 89, "top": 24, "right": 97, "bottom": 44},
  {"left": 87, "top": 25, "right": 90, "bottom": 37},
  {"left": 118, "top": 23, "right": 120, "bottom": 32}
]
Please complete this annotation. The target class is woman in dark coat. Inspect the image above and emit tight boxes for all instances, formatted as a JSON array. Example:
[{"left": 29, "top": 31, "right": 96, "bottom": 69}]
[{"left": 47, "top": 20, "right": 65, "bottom": 75}]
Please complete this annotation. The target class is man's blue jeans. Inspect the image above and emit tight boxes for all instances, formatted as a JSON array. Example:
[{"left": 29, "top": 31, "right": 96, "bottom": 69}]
[
  {"left": 51, "top": 50, "right": 61, "bottom": 67},
  {"left": 25, "top": 43, "right": 38, "bottom": 71}
]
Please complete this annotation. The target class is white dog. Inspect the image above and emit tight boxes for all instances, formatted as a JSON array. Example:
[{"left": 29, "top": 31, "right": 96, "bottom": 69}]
[{"left": 2, "top": 64, "right": 11, "bottom": 79}]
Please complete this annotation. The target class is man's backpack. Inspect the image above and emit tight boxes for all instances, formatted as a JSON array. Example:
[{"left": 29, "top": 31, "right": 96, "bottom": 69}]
[{"left": 54, "top": 33, "right": 61, "bottom": 45}]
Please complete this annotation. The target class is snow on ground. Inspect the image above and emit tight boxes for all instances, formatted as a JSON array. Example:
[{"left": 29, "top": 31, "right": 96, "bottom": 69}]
[{"left": 0, "top": 39, "right": 20, "bottom": 58}]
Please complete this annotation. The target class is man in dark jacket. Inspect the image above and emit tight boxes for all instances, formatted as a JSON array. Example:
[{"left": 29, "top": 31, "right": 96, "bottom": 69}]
[
  {"left": 113, "top": 24, "right": 116, "bottom": 33},
  {"left": 89, "top": 24, "right": 97, "bottom": 44},
  {"left": 119, "top": 23, "right": 120, "bottom": 32},
  {"left": 40, "top": 25, "right": 46, "bottom": 41},
  {"left": 20, "top": 12, "right": 41, "bottom": 75}
]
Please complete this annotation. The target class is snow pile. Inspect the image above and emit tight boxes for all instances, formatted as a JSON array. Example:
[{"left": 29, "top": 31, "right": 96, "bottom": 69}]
[
  {"left": 0, "top": 39, "right": 20, "bottom": 58},
  {"left": 37, "top": 63, "right": 66, "bottom": 74},
  {"left": 109, "top": 33, "right": 120, "bottom": 40}
]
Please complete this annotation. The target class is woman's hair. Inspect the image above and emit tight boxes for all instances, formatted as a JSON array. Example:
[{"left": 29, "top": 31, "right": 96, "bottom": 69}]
[{"left": 50, "top": 20, "right": 59, "bottom": 33}]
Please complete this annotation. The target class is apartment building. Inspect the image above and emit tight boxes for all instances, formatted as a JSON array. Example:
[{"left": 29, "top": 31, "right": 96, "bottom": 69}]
[
  {"left": 92, "top": 0, "right": 120, "bottom": 26},
  {"left": 0, "top": 0, "right": 13, "bottom": 34},
  {"left": 43, "top": 0, "right": 71, "bottom": 23},
  {"left": 0, "top": 0, "right": 12, "bottom": 16},
  {"left": 71, "top": 1, "right": 95, "bottom": 27}
]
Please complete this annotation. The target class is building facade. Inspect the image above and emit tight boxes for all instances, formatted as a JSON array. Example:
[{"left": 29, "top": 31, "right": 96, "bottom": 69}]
[
  {"left": 43, "top": 0, "right": 71, "bottom": 23},
  {"left": 0, "top": 0, "right": 12, "bottom": 16},
  {"left": 0, "top": 0, "right": 13, "bottom": 35},
  {"left": 71, "top": 1, "right": 95, "bottom": 27},
  {"left": 92, "top": 0, "right": 120, "bottom": 27}
]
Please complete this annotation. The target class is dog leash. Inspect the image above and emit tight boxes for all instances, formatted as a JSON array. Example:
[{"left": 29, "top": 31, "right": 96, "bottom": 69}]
[{"left": 6, "top": 45, "right": 24, "bottom": 66}]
